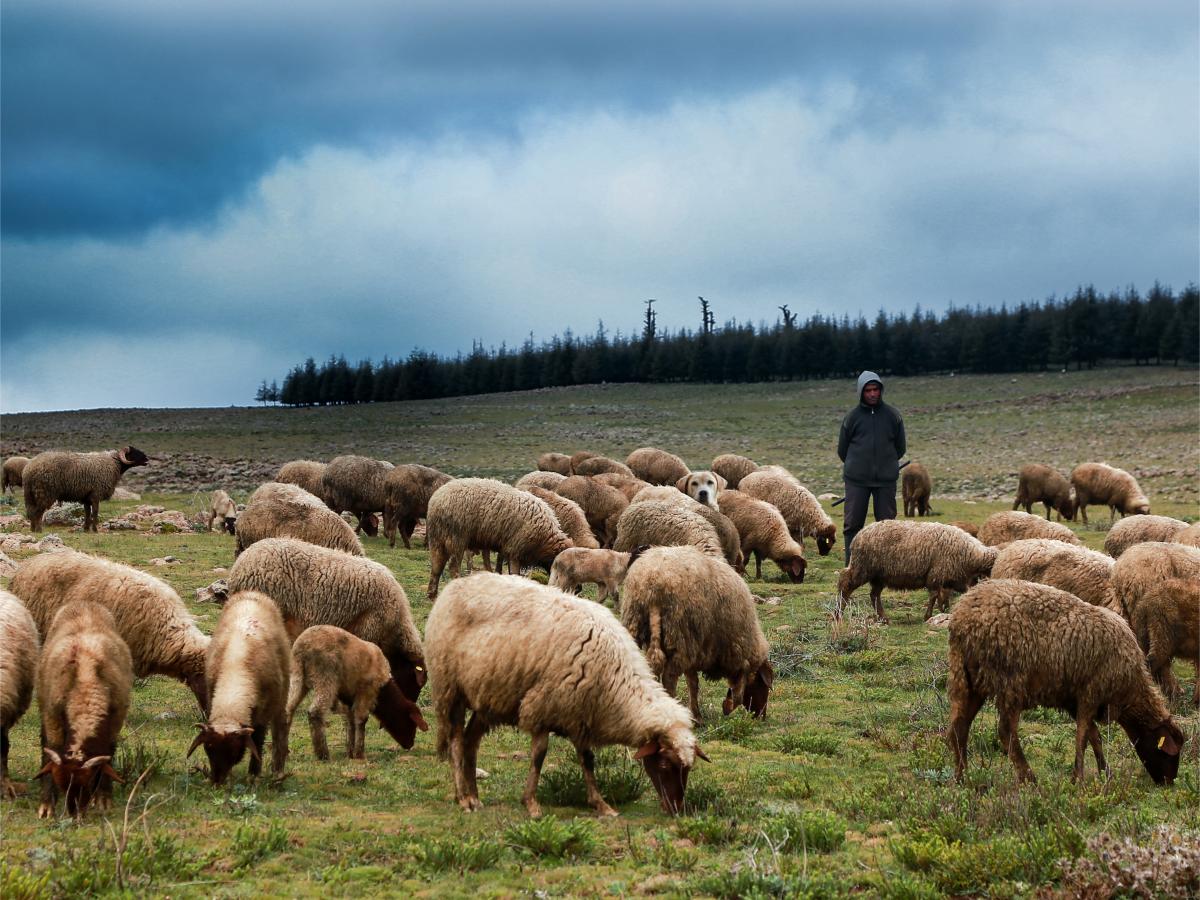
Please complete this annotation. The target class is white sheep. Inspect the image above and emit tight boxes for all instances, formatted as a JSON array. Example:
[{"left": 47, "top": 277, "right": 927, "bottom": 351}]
[
  {"left": 1, "top": 590, "right": 39, "bottom": 798},
  {"left": 207, "top": 489, "right": 238, "bottom": 534},
  {"left": 23, "top": 447, "right": 149, "bottom": 532},
  {"left": 990, "top": 539, "right": 1115, "bottom": 609},
  {"left": 612, "top": 500, "right": 725, "bottom": 561},
  {"left": 548, "top": 547, "right": 640, "bottom": 605},
  {"left": 1103, "top": 514, "right": 1190, "bottom": 559},
  {"left": 323, "top": 455, "right": 394, "bottom": 536},
  {"left": 739, "top": 467, "right": 837, "bottom": 556},
  {"left": 716, "top": 489, "right": 807, "bottom": 582},
  {"left": 710, "top": 454, "right": 759, "bottom": 489},
  {"left": 1070, "top": 462, "right": 1151, "bottom": 524},
  {"left": 629, "top": 486, "right": 743, "bottom": 570},
  {"left": 976, "top": 510, "right": 1082, "bottom": 547},
  {"left": 234, "top": 481, "right": 364, "bottom": 557}
]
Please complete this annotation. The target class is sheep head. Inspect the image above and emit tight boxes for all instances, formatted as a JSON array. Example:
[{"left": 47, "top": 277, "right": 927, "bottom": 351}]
[
  {"left": 36, "top": 749, "right": 124, "bottom": 818},
  {"left": 358, "top": 513, "right": 380, "bottom": 537},
  {"left": 372, "top": 679, "right": 430, "bottom": 749},
  {"left": 223, "top": 516, "right": 237, "bottom": 535},
  {"left": 815, "top": 524, "right": 837, "bottom": 557},
  {"left": 723, "top": 661, "right": 775, "bottom": 718},
  {"left": 116, "top": 446, "right": 150, "bottom": 470},
  {"left": 780, "top": 553, "right": 806, "bottom": 583},
  {"left": 388, "top": 653, "right": 427, "bottom": 702},
  {"left": 188, "top": 724, "right": 258, "bottom": 785},
  {"left": 634, "top": 734, "right": 708, "bottom": 815},
  {"left": 1127, "top": 719, "right": 1185, "bottom": 785}
]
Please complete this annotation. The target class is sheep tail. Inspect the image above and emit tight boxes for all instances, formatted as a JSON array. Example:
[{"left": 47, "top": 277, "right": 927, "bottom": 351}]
[{"left": 646, "top": 605, "right": 666, "bottom": 675}]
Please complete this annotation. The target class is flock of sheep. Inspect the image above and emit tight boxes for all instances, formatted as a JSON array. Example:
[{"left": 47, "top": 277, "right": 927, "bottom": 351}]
[{"left": 0, "top": 444, "right": 1196, "bottom": 820}]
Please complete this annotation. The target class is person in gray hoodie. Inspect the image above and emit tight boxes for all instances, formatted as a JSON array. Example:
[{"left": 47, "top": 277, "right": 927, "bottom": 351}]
[{"left": 837, "top": 371, "right": 905, "bottom": 564}]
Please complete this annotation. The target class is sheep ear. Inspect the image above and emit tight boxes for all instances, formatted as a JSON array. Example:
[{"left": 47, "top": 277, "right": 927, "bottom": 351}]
[
  {"left": 675, "top": 475, "right": 690, "bottom": 492},
  {"left": 633, "top": 740, "right": 661, "bottom": 760},
  {"left": 117, "top": 447, "right": 132, "bottom": 464},
  {"left": 759, "top": 662, "right": 775, "bottom": 688}
]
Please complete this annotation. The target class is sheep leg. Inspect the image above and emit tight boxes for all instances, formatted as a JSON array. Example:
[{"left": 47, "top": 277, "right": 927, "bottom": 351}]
[
  {"left": 1072, "top": 711, "right": 1096, "bottom": 782},
  {"left": 661, "top": 670, "right": 680, "bottom": 704},
  {"left": 446, "top": 703, "right": 477, "bottom": 810},
  {"left": 38, "top": 772, "right": 57, "bottom": 819},
  {"left": 0, "top": 728, "right": 15, "bottom": 799},
  {"left": 1085, "top": 722, "right": 1107, "bottom": 775},
  {"left": 306, "top": 686, "right": 333, "bottom": 760},
  {"left": 947, "top": 686, "right": 984, "bottom": 782},
  {"left": 996, "top": 704, "right": 1035, "bottom": 784},
  {"left": 753, "top": 550, "right": 763, "bottom": 580},
  {"left": 597, "top": 582, "right": 609, "bottom": 603},
  {"left": 923, "top": 589, "right": 938, "bottom": 621},
  {"left": 249, "top": 724, "right": 267, "bottom": 778},
  {"left": 522, "top": 731, "right": 550, "bottom": 818},
  {"left": 271, "top": 712, "right": 289, "bottom": 776},
  {"left": 460, "top": 712, "right": 488, "bottom": 806},
  {"left": 350, "top": 698, "right": 372, "bottom": 759},
  {"left": 575, "top": 746, "right": 618, "bottom": 817},
  {"left": 686, "top": 671, "right": 703, "bottom": 720},
  {"left": 427, "top": 544, "right": 448, "bottom": 600},
  {"left": 869, "top": 581, "right": 889, "bottom": 624}
]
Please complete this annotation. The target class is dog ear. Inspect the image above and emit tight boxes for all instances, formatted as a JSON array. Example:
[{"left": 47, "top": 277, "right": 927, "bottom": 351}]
[
  {"left": 713, "top": 473, "right": 727, "bottom": 490},
  {"left": 675, "top": 475, "right": 690, "bottom": 493}
]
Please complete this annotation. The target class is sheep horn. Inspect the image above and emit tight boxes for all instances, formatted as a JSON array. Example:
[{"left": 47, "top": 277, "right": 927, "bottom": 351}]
[{"left": 186, "top": 731, "right": 207, "bottom": 758}]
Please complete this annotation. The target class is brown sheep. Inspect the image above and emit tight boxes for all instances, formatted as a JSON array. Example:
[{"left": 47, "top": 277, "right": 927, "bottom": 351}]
[
  {"left": 382, "top": 464, "right": 452, "bottom": 549},
  {"left": 1174, "top": 523, "right": 1200, "bottom": 548},
  {"left": 2, "top": 456, "right": 29, "bottom": 494},
  {"left": 23, "top": 447, "right": 150, "bottom": 532},
  {"left": 626, "top": 447, "right": 690, "bottom": 485},
  {"left": 1070, "top": 462, "right": 1150, "bottom": 524},
  {"left": 710, "top": 454, "right": 759, "bottom": 489},
  {"left": 522, "top": 486, "right": 600, "bottom": 550},
  {"left": 207, "top": 489, "right": 238, "bottom": 534},
  {"left": 555, "top": 475, "right": 629, "bottom": 546},
  {"left": 275, "top": 460, "right": 330, "bottom": 504},
  {"left": 593, "top": 472, "right": 651, "bottom": 502},
  {"left": 1103, "top": 514, "right": 1190, "bottom": 559},
  {"left": 573, "top": 456, "right": 636, "bottom": 478},
  {"left": 716, "top": 489, "right": 807, "bottom": 582},
  {"left": 902, "top": 462, "right": 932, "bottom": 517},
  {"left": 536, "top": 452, "right": 573, "bottom": 475},
  {"left": 1013, "top": 463, "right": 1076, "bottom": 521},
  {"left": 977, "top": 510, "right": 1082, "bottom": 547},
  {"left": 323, "top": 455, "right": 394, "bottom": 536},
  {"left": 740, "top": 468, "right": 837, "bottom": 556},
  {"left": 1, "top": 591, "right": 39, "bottom": 798}
]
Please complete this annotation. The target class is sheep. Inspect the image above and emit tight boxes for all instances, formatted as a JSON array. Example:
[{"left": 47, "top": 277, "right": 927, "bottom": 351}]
[
  {"left": 676, "top": 470, "right": 725, "bottom": 509},
  {"left": 554, "top": 475, "right": 629, "bottom": 546},
  {"left": 1174, "top": 523, "right": 1200, "bottom": 548},
  {"left": 837, "top": 520, "right": 998, "bottom": 623},
  {"left": 626, "top": 447, "right": 690, "bottom": 485},
  {"left": 622, "top": 545, "right": 774, "bottom": 721},
  {"left": 225, "top": 538, "right": 427, "bottom": 706},
  {"left": 1109, "top": 542, "right": 1200, "bottom": 621},
  {"left": 425, "top": 572, "right": 706, "bottom": 817},
  {"left": 207, "top": 489, "right": 238, "bottom": 534},
  {"left": 11, "top": 550, "right": 210, "bottom": 712},
  {"left": 189, "top": 591, "right": 290, "bottom": 784},
  {"left": 902, "top": 462, "right": 932, "bottom": 517},
  {"left": 35, "top": 601, "right": 132, "bottom": 818},
  {"left": 593, "top": 472, "right": 651, "bottom": 502},
  {"left": 991, "top": 539, "right": 1115, "bottom": 608},
  {"left": 716, "top": 489, "right": 807, "bottom": 582},
  {"left": 1127, "top": 575, "right": 1199, "bottom": 705},
  {"left": 425, "top": 479, "right": 573, "bottom": 600},
  {"left": 573, "top": 455, "right": 636, "bottom": 478},
  {"left": 514, "top": 470, "right": 567, "bottom": 492},
  {"left": 739, "top": 468, "right": 837, "bottom": 556},
  {"left": 23, "top": 446, "right": 149, "bottom": 532},
  {"left": 323, "top": 455, "right": 394, "bottom": 537},
  {"left": 2, "top": 456, "right": 29, "bottom": 494},
  {"left": 522, "top": 486, "right": 600, "bottom": 550},
  {"left": 1071, "top": 462, "right": 1151, "bottom": 524},
  {"left": 276, "top": 460, "right": 330, "bottom": 504},
  {"left": 234, "top": 481, "right": 365, "bottom": 557},
  {"left": 711, "top": 453, "right": 759, "bottom": 489},
  {"left": 1, "top": 590, "right": 39, "bottom": 798},
  {"left": 286, "top": 626, "right": 430, "bottom": 760},
  {"left": 977, "top": 510, "right": 1083, "bottom": 547},
  {"left": 950, "top": 521, "right": 980, "bottom": 537},
  {"left": 536, "top": 452, "right": 573, "bottom": 475},
  {"left": 947, "top": 579, "right": 1185, "bottom": 785},
  {"left": 548, "top": 547, "right": 642, "bottom": 605},
  {"left": 569, "top": 450, "right": 599, "bottom": 471},
  {"left": 1103, "top": 514, "right": 1190, "bottom": 559},
  {"left": 630, "top": 485, "right": 743, "bottom": 570},
  {"left": 382, "top": 463, "right": 453, "bottom": 549},
  {"left": 612, "top": 500, "right": 725, "bottom": 561},
  {"left": 1013, "top": 463, "right": 1076, "bottom": 521}
]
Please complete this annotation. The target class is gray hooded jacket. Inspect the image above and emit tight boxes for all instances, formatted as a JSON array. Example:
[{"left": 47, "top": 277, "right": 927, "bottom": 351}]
[{"left": 838, "top": 371, "right": 906, "bottom": 486}]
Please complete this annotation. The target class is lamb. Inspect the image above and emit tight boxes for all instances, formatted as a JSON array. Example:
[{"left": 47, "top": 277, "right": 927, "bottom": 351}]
[
  {"left": 1, "top": 590, "right": 39, "bottom": 798},
  {"left": 189, "top": 591, "right": 290, "bottom": 785},
  {"left": 425, "top": 479, "right": 573, "bottom": 600},
  {"left": 716, "top": 489, "right": 807, "bottom": 582},
  {"left": 837, "top": 520, "right": 998, "bottom": 622},
  {"left": 234, "top": 481, "right": 365, "bottom": 557},
  {"left": 286, "top": 626, "right": 429, "bottom": 760},
  {"left": 977, "top": 510, "right": 1082, "bottom": 547},
  {"left": 573, "top": 456, "right": 636, "bottom": 478},
  {"left": 739, "top": 468, "right": 837, "bottom": 556},
  {"left": 1175, "top": 523, "right": 1200, "bottom": 548},
  {"left": 425, "top": 572, "right": 706, "bottom": 816},
  {"left": 554, "top": 475, "right": 629, "bottom": 546},
  {"left": 1070, "top": 462, "right": 1151, "bottom": 524},
  {"left": 276, "top": 460, "right": 330, "bottom": 504},
  {"left": 225, "top": 538, "right": 427, "bottom": 705},
  {"left": 1013, "top": 463, "right": 1076, "bottom": 521},
  {"left": 622, "top": 545, "right": 774, "bottom": 720},
  {"left": 676, "top": 470, "right": 725, "bottom": 509},
  {"left": 522, "top": 486, "right": 600, "bottom": 550},
  {"left": 2, "top": 456, "right": 29, "bottom": 494},
  {"left": 947, "top": 579, "right": 1185, "bottom": 785},
  {"left": 593, "top": 472, "right": 651, "bottom": 502},
  {"left": 630, "top": 485, "right": 743, "bottom": 570},
  {"left": 514, "top": 470, "right": 567, "bottom": 492},
  {"left": 382, "top": 463, "right": 453, "bottom": 549},
  {"left": 536, "top": 452, "right": 573, "bottom": 475},
  {"left": 902, "top": 462, "right": 932, "bottom": 517},
  {"left": 626, "top": 447, "right": 690, "bottom": 485},
  {"left": 612, "top": 500, "right": 725, "bottom": 562},
  {"left": 11, "top": 550, "right": 209, "bottom": 712},
  {"left": 991, "top": 539, "right": 1115, "bottom": 608},
  {"left": 207, "top": 489, "right": 238, "bottom": 534},
  {"left": 1103, "top": 514, "right": 1190, "bottom": 559},
  {"left": 323, "top": 455, "right": 394, "bottom": 536},
  {"left": 548, "top": 547, "right": 641, "bottom": 605},
  {"left": 1127, "top": 575, "right": 1199, "bottom": 705},
  {"left": 710, "top": 453, "right": 759, "bottom": 489},
  {"left": 35, "top": 601, "right": 132, "bottom": 818},
  {"left": 23, "top": 446, "right": 150, "bottom": 532}
]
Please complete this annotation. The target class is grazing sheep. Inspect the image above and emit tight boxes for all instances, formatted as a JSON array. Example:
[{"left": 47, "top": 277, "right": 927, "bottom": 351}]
[
  {"left": 286, "top": 626, "right": 429, "bottom": 760},
  {"left": 323, "top": 455, "right": 394, "bottom": 537},
  {"left": 710, "top": 453, "right": 759, "bottom": 489},
  {"left": 951, "top": 521, "right": 980, "bottom": 537},
  {"left": 555, "top": 475, "right": 629, "bottom": 546},
  {"left": 593, "top": 472, "right": 651, "bottom": 502},
  {"left": 36, "top": 601, "right": 132, "bottom": 818},
  {"left": 225, "top": 538, "right": 427, "bottom": 704},
  {"left": 276, "top": 460, "right": 330, "bottom": 504},
  {"left": 977, "top": 510, "right": 1082, "bottom": 547},
  {"left": 902, "top": 462, "right": 933, "bottom": 517},
  {"left": 425, "top": 479, "right": 573, "bottom": 600},
  {"left": 207, "top": 489, "right": 238, "bottom": 534},
  {"left": 23, "top": 446, "right": 149, "bottom": 532},
  {"left": 837, "top": 520, "right": 997, "bottom": 622},
  {"left": 612, "top": 500, "right": 725, "bottom": 561},
  {"left": 716, "top": 489, "right": 807, "bottom": 582},
  {"left": 11, "top": 550, "right": 209, "bottom": 712},
  {"left": 1109, "top": 542, "right": 1200, "bottom": 621},
  {"left": 622, "top": 545, "right": 774, "bottom": 720},
  {"left": 1127, "top": 576, "right": 1199, "bottom": 705},
  {"left": 2, "top": 456, "right": 29, "bottom": 494},
  {"left": 947, "top": 579, "right": 1185, "bottom": 785},
  {"left": 573, "top": 456, "right": 636, "bottom": 478},
  {"left": 1174, "top": 523, "right": 1200, "bottom": 548},
  {"left": 631, "top": 485, "right": 743, "bottom": 570},
  {"left": 569, "top": 450, "right": 599, "bottom": 471},
  {"left": 522, "top": 486, "right": 600, "bottom": 550},
  {"left": 1013, "top": 463, "right": 1076, "bottom": 521},
  {"left": 235, "top": 481, "right": 364, "bottom": 557},
  {"left": 189, "top": 591, "right": 290, "bottom": 784},
  {"left": 514, "top": 470, "right": 567, "bottom": 492},
  {"left": 626, "top": 447, "right": 690, "bottom": 485},
  {"left": 1071, "top": 462, "right": 1151, "bottom": 524},
  {"left": 383, "top": 464, "right": 453, "bottom": 549},
  {"left": 426, "top": 572, "right": 706, "bottom": 816},
  {"left": 676, "top": 470, "right": 725, "bottom": 509},
  {"left": 1, "top": 590, "right": 39, "bottom": 798},
  {"left": 1104, "top": 514, "right": 1190, "bottom": 559},
  {"left": 991, "top": 539, "right": 1115, "bottom": 608},
  {"left": 549, "top": 547, "right": 641, "bottom": 605},
  {"left": 740, "top": 468, "right": 837, "bottom": 556},
  {"left": 536, "top": 452, "right": 573, "bottom": 475}
]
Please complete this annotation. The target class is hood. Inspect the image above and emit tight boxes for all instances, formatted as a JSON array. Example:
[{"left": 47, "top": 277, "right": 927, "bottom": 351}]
[{"left": 856, "top": 371, "right": 883, "bottom": 403}]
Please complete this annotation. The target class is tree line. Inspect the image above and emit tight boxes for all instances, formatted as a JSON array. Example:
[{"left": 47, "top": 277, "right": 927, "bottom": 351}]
[{"left": 259, "top": 282, "right": 1198, "bottom": 406}]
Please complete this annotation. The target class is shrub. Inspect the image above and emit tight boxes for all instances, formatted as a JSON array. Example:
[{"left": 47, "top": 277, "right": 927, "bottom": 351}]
[
  {"left": 1058, "top": 826, "right": 1200, "bottom": 898},
  {"left": 115, "top": 738, "right": 172, "bottom": 784},
  {"left": 699, "top": 708, "right": 757, "bottom": 745},
  {"left": 0, "top": 862, "right": 49, "bottom": 900},
  {"left": 505, "top": 817, "right": 596, "bottom": 861}
]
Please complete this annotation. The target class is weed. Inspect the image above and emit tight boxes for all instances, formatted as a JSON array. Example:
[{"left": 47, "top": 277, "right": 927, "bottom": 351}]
[
  {"left": 115, "top": 738, "right": 172, "bottom": 783},
  {"left": 537, "top": 747, "right": 646, "bottom": 809},
  {"left": 833, "top": 648, "right": 913, "bottom": 672},
  {"left": 825, "top": 599, "right": 877, "bottom": 654},
  {"left": 762, "top": 808, "right": 847, "bottom": 853},
  {"left": 682, "top": 780, "right": 742, "bottom": 816},
  {"left": 212, "top": 788, "right": 261, "bottom": 816},
  {"left": 775, "top": 732, "right": 841, "bottom": 757},
  {"left": 232, "top": 820, "right": 290, "bottom": 870},
  {"left": 676, "top": 815, "right": 742, "bottom": 846},
  {"left": 698, "top": 708, "right": 757, "bottom": 745},
  {"left": 0, "top": 861, "right": 49, "bottom": 900},
  {"left": 505, "top": 817, "right": 597, "bottom": 861},
  {"left": 406, "top": 835, "right": 504, "bottom": 874}
]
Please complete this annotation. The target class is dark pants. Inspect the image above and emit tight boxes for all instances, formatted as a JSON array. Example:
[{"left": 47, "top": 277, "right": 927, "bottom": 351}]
[{"left": 842, "top": 480, "right": 897, "bottom": 564}]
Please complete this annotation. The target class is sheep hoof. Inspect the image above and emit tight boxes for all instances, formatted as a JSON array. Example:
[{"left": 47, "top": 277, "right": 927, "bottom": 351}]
[
  {"left": 459, "top": 796, "right": 482, "bottom": 813},
  {"left": 523, "top": 799, "right": 542, "bottom": 818},
  {"left": 594, "top": 803, "right": 619, "bottom": 818},
  {"left": 37, "top": 803, "right": 53, "bottom": 819},
  {"left": 2, "top": 778, "right": 21, "bottom": 799}
]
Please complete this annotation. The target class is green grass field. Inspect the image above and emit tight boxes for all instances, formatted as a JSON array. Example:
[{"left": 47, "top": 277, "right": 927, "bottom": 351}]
[{"left": 1, "top": 366, "right": 1197, "bottom": 898}]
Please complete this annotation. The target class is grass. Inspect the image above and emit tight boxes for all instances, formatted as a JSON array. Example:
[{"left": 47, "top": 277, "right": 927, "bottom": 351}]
[{"left": 1, "top": 366, "right": 1198, "bottom": 897}]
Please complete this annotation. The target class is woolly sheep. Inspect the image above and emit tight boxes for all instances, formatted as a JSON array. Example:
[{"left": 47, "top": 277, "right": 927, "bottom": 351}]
[
  {"left": 1, "top": 590, "right": 39, "bottom": 798},
  {"left": 1127, "top": 575, "right": 1199, "bottom": 705},
  {"left": 837, "top": 520, "right": 997, "bottom": 622},
  {"left": 522, "top": 486, "right": 600, "bottom": 550},
  {"left": 235, "top": 481, "right": 365, "bottom": 557},
  {"left": 23, "top": 446, "right": 149, "bottom": 532},
  {"left": 1109, "top": 542, "right": 1200, "bottom": 622},
  {"left": 991, "top": 539, "right": 1115, "bottom": 608},
  {"left": 425, "top": 572, "right": 706, "bottom": 816},
  {"left": 11, "top": 550, "right": 209, "bottom": 712},
  {"left": 36, "top": 601, "right": 132, "bottom": 818},
  {"left": 2, "top": 456, "right": 29, "bottom": 494},
  {"left": 548, "top": 547, "right": 641, "bottom": 605},
  {"left": 555, "top": 475, "right": 629, "bottom": 546},
  {"left": 573, "top": 455, "right": 636, "bottom": 478},
  {"left": 286, "top": 625, "right": 429, "bottom": 759},
  {"left": 189, "top": 591, "right": 290, "bottom": 784},
  {"left": 1013, "top": 463, "right": 1076, "bottom": 521},
  {"left": 626, "top": 447, "right": 690, "bottom": 485},
  {"left": 739, "top": 468, "right": 837, "bottom": 556},
  {"left": 676, "top": 470, "right": 725, "bottom": 509},
  {"left": 977, "top": 510, "right": 1082, "bottom": 547},
  {"left": 950, "top": 521, "right": 980, "bottom": 538},
  {"left": 514, "top": 470, "right": 567, "bottom": 491},
  {"left": 1071, "top": 462, "right": 1150, "bottom": 524},
  {"left": 569, "top": 450, "right": 599, "bottom": 471},
  {"left": 276, "top": 460, "right": 330, "bottom": 504},
  {"left": 425, "top": 478, "right": 573, "bottom": 600},
  {"left": 593, "top": 472, "right": 651, "bottom": 502},
  {"left": 631, "top": 485, "right": 743, "bottom": 570},
  {"left": 536, "top": 452, "right": 573, "bottom": 475},
  {"left": 902, "top": 462, "right": 932, "bottom": 517},
  {"left": 612, "top": 500, "right": 725, "bottom": 561},
  {"left": 1174, "top": 523, "right": 1200, "bottom": 548},
  {"left": 225, "top": 538, "right": 427, "bottom": 704},
  {"left": 383, "top": 463, "right": 453, "bottom": 549},
  {"left": 716, "top": 489, "right": 807, "bottom": 582},
  {"left": 622, "top": 545, "right": 775, "bottom": 720},
  {"left": 947, "top": 579, "right": 1185, "bottom": 785},
  {"left": 323, "top": 455, "right": 394, "bottom": 537},
  {"left": 710, "top": 453, "right": 759, "bottom": 489},
  {"left": 207, "top": 489, "right": 238, "bottom": 534},
  {"left": 1103, "top": 514, "right": 1190, "bottom": 559}
]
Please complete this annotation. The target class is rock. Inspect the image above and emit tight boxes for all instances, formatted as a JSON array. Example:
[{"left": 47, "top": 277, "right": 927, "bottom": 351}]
[
  {"left": 43, "top": 504, "right": 84, "bottom": 525},
  {"left": 818, "top": 492, "right": 837, "bottom": 500},
  {"left": 926, "top": 613, "right": 952, "bottom": 628},
  {"left": 0, "top": 551, "right": 17, "bottom": 577},
  {"left": 475, "top": 767, "right": 490, "bottom": 779},
  {"left": 195, "top": 579, "right": 228, "bottom": 603},
  {"left": 36, "top": 534, "right": 66, "bottom": 553},
  {"left": 763, "top": 596, "right": 782, "bottom": 606},
  {"left": 149, "top": 556, "right": 180, "bottom": 566},
  {"left": 111, "top": 487, "right": 141, "bottom": 500},
  {"left": 0, "top": 515, "right": 28, "bottom": 530}
]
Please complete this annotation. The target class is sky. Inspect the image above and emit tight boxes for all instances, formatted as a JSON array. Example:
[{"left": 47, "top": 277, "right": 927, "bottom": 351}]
[{"left": 2, "top": 1, "right": 1197, "bottom": 412}]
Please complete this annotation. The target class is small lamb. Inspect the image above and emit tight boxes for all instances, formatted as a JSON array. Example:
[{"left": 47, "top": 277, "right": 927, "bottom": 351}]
[{"left": 549, "top": 547, "right": 642, "bottom": 605}]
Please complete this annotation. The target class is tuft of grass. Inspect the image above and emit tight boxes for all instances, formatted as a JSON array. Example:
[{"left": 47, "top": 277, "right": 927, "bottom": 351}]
[
  {"left": 762, "top": 808, "right": 847, "bottom": 853},
  {"left": 699, "top": 708, "right": 758, "bottom": 745},
  {"left": 832, "top": 648, "right": 913, "bottom": 672},
  {"left": 406, "top": 835, "right": 504, "bottom": 874},
  {"left": 115, "top": 738, "right": 172, "bottom": 784},
  {"left": 504, "top": 817, "right": 597, "bottom": 861},
  {"left": 0, "top": 862, "right": 49, "bottom": 900},
  {"left": 775, "top": 732, "right": 842, "bottom": 758},
  {"left": 676, "top": 815, "right": 742, "bottom": 846},
  {"left": 537, "top": 748, "right": 646, "bottom": 809},
  {"left": 232, "top": 820, "right": 290, "bottom": 870}
]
